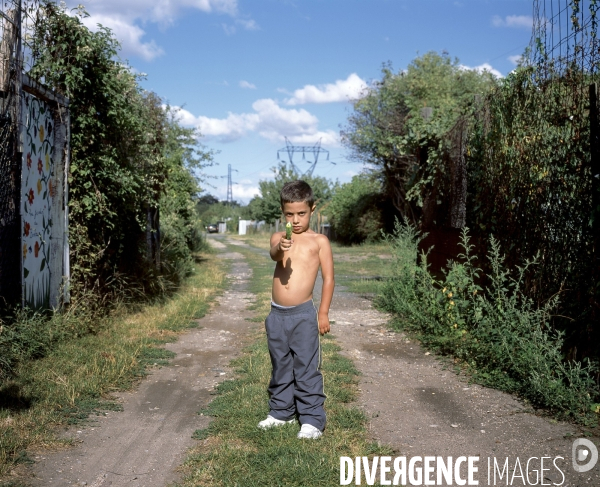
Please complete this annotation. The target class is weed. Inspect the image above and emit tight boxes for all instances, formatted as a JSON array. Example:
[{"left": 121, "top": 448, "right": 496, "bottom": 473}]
[{"left": 378, "top": 219, "right": 599, "bottom": 425}]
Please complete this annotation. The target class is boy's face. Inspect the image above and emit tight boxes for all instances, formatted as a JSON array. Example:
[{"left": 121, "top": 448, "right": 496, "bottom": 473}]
[{"left": 281, "top": 201, "right": 315, "bottom": 234}]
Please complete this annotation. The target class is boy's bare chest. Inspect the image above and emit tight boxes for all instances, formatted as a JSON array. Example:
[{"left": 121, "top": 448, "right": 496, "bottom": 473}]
[{"left": 288, "top": 240, "right": 320, "bottom": 267}]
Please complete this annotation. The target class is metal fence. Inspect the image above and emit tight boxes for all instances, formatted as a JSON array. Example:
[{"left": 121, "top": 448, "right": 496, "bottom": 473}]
[
  {"left": 531, "top": 0, "right": 600, "bottom": 77},
  {"left": 0, "top": 2, "right": 22, "bottom": 307}
]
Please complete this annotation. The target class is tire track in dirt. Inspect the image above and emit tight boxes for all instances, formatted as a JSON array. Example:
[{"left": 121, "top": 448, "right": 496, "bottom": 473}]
[
  {"left": 329, "top": 283, "right": 599, "bottom": 486},
  {"left": 24, "top": 236, "right": 258, "bottom": 487}
]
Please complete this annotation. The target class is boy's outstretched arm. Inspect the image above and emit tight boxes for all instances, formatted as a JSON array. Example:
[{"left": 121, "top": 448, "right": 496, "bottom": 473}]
[
  {"left": 318, "top": 236, "right": 334, "bottom": 335},
  {"left": 270, "top": 232, "right": 292, "bottom": 262}
]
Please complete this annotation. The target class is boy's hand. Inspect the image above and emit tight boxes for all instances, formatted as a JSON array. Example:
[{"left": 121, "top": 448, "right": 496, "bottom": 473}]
[
  {"left": 318, "top": 312, "right": 330, "bottom": 335},
  {"left": 279, "top": 236, "right": 293, "bottom": 252}
]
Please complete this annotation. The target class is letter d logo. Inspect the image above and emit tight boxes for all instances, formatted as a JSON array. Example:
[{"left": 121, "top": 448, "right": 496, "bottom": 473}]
[{"left": 572, "top": 439, "right": 598, "bottom": 473}]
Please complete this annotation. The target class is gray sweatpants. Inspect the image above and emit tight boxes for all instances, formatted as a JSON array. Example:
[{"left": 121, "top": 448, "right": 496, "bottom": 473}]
[{"left": 265, "top": 299, "right": 326, "bottom": 431}]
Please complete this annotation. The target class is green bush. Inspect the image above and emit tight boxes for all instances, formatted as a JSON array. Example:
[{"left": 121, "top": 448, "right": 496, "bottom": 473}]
[
  {"left": 27, "top": 3, "right": 213, "bottom": 302},
  {"left": 325, "top": 174, "right": 383, "bottom": 244},
  {"left": 0, "top": 3, "right": 214, "bottom": 382},
  {"left": 0, "top": 306, "right": 98, "bottom": 382},
  {"left": 378, "top": 219, "right": 599, "bottom": 424},
  {"left": 468, "top": 64, "right": 596, "bottom": 357}
]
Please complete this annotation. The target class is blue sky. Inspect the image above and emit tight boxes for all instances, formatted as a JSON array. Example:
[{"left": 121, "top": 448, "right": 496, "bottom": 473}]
[{"left": 69, "top": 0, "right": 533, "bottom": 203}]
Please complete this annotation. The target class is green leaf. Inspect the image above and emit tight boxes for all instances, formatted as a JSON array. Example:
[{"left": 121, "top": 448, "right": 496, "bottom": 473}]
[{"left": 40, "top": 258, "right": 46, "bottom": 271}]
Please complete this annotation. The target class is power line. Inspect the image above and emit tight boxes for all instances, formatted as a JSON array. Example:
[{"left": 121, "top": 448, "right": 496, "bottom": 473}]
[{"left": 276, "top": 137, "right": 335, "bottom": 176}]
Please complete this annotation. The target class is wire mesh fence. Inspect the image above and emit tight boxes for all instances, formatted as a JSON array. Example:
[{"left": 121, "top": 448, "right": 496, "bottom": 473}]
[
  {"left": 0, "top": 1, "right": 22, "bottom": 307},
  {"left": 465, "top": 0, "right": 599, "bottom": 356},
  {"left": 530, "top": 0, "right": 600, "bottom": 78}
]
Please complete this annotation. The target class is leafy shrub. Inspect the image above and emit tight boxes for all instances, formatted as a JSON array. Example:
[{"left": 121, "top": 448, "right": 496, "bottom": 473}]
[
  {"left": 0, "top": 4, "right": 214, "bottom": 383},
  {"left": 27, "top": 3, "right": 213, "bottom": 303},
  {"left": 247, "top": 163, "right": 336, "bottom": 224},
  {"left": 326, "top": 174, "right": 384, "bottom": 244},
  {"left": 0, "top": 306, "right": 99, "bottom": 382},
  {"left": 468, "top": 64, "right": 596, "bottom": 358},
  {"left": 378, "top": 219, "right": 599, "bottom": 424}
]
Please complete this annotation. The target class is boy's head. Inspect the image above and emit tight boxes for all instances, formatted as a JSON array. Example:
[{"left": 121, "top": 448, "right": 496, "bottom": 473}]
[
  {"left": 280, "top": 180, "right": 315, "bottom": 209},
  {"left": 280, "top": 181, "right": 315, "bottom": 233}
]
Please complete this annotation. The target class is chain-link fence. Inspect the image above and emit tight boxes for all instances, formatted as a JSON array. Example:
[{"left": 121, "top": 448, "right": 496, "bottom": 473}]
[
  {"left": 0, "top": 2, "right": 21, "bottom": 308},
  {"left": 531, "top": 0, "right": 600, "bottom": 77},
  {"left": 465, "top": 0, "right": 599, "bottom": 358}
]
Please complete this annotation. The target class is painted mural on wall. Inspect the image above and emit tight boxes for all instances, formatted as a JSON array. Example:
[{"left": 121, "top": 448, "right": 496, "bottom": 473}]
[{"left": 21, "top": 92, "right": 55, "bottom": 308}]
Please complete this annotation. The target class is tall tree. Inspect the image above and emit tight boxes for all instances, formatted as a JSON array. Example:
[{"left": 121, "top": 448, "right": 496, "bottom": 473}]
[
  {"left": 27, "top": 2, "right": 213, "bottom": 297},
  {"left": 248, "top": 164, "right": 336, "bottom": 223},
  {"left": 341, "top": 52, "right": 496, "bottom": 225}
]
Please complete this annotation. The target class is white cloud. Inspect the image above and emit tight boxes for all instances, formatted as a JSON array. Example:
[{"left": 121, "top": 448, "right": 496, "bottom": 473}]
[
  {"left": 66, "top": 0, "right": 256, "bottom": 60},
  {"left": 232, "top": 183, "right": 260, "bottom": 200},
  {"left": 236, "top": 18, "right": 259, "bottom": 30},
  {"left": 69, "top": 0, "right": 239, "bottom": 26},
  {"left": 460, "top": 62, "right": 503, "bottom": 78},
  {"left": 213, "top": 182, "right": 260, "bottom": 202},
  {"left": 195, "top": 111, "right": 260, "bottom": 142},
  {"left": 174, "top": 98, "right": 340, "bottom": 145},
  {"left": 222, "top": 24, "right": 237, "bottom": 36},
  {"left": 82, "top": 14, "right": 164, "bottom": 61},
  {"left": 508, "top": 55, "right": 523, "bottom": 66},
  {"left": 492, "top": 15, "right": 533, "bottom": 29},
  {"left": 284, "top": 73, "right": 367, "bottom": 105},
  {"left": 239, "top": 80, "right": 257, "bottom": 89}
]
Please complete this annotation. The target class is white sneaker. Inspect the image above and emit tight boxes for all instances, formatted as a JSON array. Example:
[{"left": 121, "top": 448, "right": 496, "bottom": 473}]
[
  {"left": 297, "top": 423, "right": 322, "bottom": 439},
  {"left": 258, "top": 415, "right": 295, "bottom": 429}
]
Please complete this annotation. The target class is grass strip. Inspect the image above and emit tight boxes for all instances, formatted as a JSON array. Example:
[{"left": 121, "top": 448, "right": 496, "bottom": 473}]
[
  {"left": 0, "top": 253, "right": 226, "bottom": 479},
  {"left": 179, "top": 239, "right": 391, "bottom": 487},
  {"left": 232, "top": 234, "right": 393, "bottom": 297}
]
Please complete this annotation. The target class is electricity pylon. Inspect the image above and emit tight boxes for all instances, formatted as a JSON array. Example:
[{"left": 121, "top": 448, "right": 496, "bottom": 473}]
[
  {"left": 223, "top": 164, "right": 238, "bottom": 204},
  {"left": 276, "top": 137, "right": 334, "bottom": 176}
]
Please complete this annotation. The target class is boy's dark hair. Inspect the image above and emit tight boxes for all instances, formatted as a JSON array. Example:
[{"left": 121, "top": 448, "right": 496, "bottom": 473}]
[{"left": 280, "top": 180, "right": 315, "bottom": 208}]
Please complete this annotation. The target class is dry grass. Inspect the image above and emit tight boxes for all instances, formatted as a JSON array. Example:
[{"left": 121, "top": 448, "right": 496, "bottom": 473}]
[
  {"left": 0, "top": 254, "right": 226, "bottom": 480},
  {"left": 230, "top": 232, "right": 272, "bottom": 251}
]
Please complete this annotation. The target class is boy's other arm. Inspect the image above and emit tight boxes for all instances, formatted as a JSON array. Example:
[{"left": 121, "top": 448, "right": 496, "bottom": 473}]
[
  {"left": 317, "top": 235, "right": 334, "bottom": 335},
  {"left": 269, "top": 232, "right": 292, "bottom": 262}
]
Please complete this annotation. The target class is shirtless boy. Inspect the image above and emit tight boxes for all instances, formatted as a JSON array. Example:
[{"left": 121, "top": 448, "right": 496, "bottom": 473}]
[{"left": 257, "top": 180, "right": 334, "bottom": 439}]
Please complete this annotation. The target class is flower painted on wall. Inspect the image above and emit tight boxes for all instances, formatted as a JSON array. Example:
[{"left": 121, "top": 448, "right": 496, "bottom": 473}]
[
  {"left": 45, "top": 153, "right": 50, "bottom": 171},
  {"left": 39, "top": 125, "right": 44, "bottom": 142},
  {"left": 26, "top": 152, "right": 32, "bottom": 169},
  {"left": 34, "top": 241, "right": 39, "bottom": 257},
  {"left": 22, "top": 243, "right": 27, "bottom": 260},
  {"left": 23, "top": 221, "right": 30, "bottom": 236},
  {"left": 37, "top": 158, "right": 43, "bottom": 175},
  {"left": 36, "top": 179, "right": 42, "bottom": 194},
  {"left": 27, "top": 188, "right": 34, "bottom": 204},
  {"left": 48, "top": 179, "right": 55, "bottom": 198}
]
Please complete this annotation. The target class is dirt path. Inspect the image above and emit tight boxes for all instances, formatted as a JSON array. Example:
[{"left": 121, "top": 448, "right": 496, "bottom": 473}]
[
  {"left": 26, "top": 238, "right": 257, "bottom": 487},
  {"left": 213, "top": 238, "right": 599, "bottom": 485},
  {"left": 329, "top": 284, "right": 600, "bottom": 486},
  {"left": 21, "top": 237, "right": 599, "bottom": 486}
]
